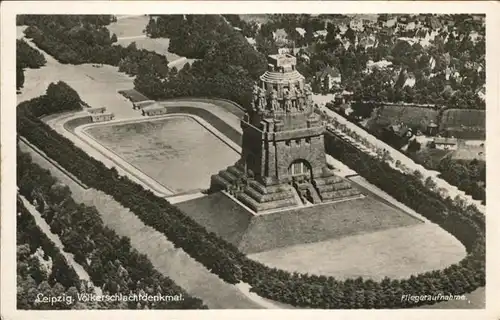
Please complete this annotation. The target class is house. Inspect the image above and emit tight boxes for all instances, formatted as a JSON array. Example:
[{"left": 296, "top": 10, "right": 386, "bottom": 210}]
[
  {"left": 132, "top": 100, "right": 156, "bottom": 110},
  {"left": 427, "top": 121, "right": 439, "bottom": 136},
  {"left": 477, "top": 86, "right": 486, "bottom": 101},
  {"left": 434, "top": 137, "right": 458, "bottom": 150},
  {"left": 273, "top": 28, "right": 289, "bottom": 46},
  {"left": 428, "top": 16, "right": 442, "bottom": 30},
  {"left": 313, "top": 30, "right": 328, "bottom": 39},
  {"left": 366, "top": 59, "right": 393, "bottom": 71},
  {"left": 405, "top": 21, "right": 417, "bottom": 31},
  {"left": 315, "top": 66, "right": 342, "bottom": 90},
  {"left": 385, "top": 17, "right": 398, "bottom": 28},
  {"left": 349, "top": 18, "right": 364, "bottom": 32},
  {"left": 358, "top": 35, "right": 377, "bottom": 48},
  {"left": 403, "top": 73, "right": 416, "bottom": 88},
  {"left": 295, "top": 27, "right": 306, "bottom": 37},
  {"left": 246, "top": 37, "right": 257, "bottom": 48},
  {"left": 90, "top": 112, "right": 115, "bottom": 123},
  {"left": 142, "top": 105, "right": 168, "bottom": 116},
  {"left": 87, "top": 107, "right": 106, "bottom": 114},
  {"left": 382, "top": 123, "right": 413, "bottom": 147}
]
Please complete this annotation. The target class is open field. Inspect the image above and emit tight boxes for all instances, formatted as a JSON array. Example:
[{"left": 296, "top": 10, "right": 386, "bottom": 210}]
[
  {"left": 107, "top": 15, "right": 149, "bottom": 38},
  {"left": 440, "top": 108, "right": 485, "bottom": 139},
  {"left": 85, "top": 116, "right": 240, "bottom": 193},
  {"left": 239, "top": 14, "right": 273, "bottom": 25},
  {"left": 369, "top": 105, "right": 439, "bottom": 130},
  {"left": 248, "top": 222, "right": 465, "bottom": 281},
  {"left": 107, "top": 15, "right": 195, "bottom": 67},
  {"left": 16, "top": 32, "right": 137, "bottom": 118},
  {"left": 176, "top": 192, "right": 422, "bottom": 254}
]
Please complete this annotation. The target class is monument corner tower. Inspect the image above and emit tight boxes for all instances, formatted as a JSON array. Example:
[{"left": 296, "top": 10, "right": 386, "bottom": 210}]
[{"left": 211, "top": 54, "right": 361, "bottom": 213}]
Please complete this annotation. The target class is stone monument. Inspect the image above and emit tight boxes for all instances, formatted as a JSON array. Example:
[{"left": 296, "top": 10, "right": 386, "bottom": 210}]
[{"left": 210, "top": 54, "right": 361, "bottom": 212}]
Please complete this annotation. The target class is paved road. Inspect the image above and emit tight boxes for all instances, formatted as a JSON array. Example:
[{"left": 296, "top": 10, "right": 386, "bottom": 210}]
[{"left": 19, "top": 195, "right": 103, "bottom": 295}]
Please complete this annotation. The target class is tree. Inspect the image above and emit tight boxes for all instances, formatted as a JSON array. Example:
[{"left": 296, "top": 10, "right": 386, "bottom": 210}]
[
  {"left": 424, "top": 176, "right": 437, "bottom": 191},
  {"left": 17, "top": 65, "right": 25, "bottom": 90},
  {"left": 407, "top": 139, "right": 421, "bottom": 153}
]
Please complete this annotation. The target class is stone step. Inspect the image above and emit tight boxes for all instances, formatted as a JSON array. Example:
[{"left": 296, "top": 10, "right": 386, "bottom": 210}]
[
  {"left": 314, "top": 175, "right": 344, "bottom": 186},
  {"left": 227, "top": 165, "right": 246, "bottom": 178},
  {"left": 244, "top": 184, "right": 294, "bottom": 203},
  {"left": 210, "top": 175, "right": 233, "bottom": 191},
  {"left": 305, "top": 183, "right": 322, "bottom": 204},
  {"left": 248, "top": 180, "right": 289, "bottom": 194},
  {"left": 320, "top": 188, "right": 362, "bottom": 201},
  {"left": 315, "top": 181, "right": 353, "bottom": 193},
  {"left": 219, "top": 170, "right": 239, "bottom": 184},
  {"left": 237, "top": 193, "right": 297, "bottom": 212}
]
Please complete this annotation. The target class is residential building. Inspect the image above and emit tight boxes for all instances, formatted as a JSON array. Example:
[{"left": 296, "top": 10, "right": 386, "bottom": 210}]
[
  {"left": 142, "top": 105, "right": 168, "bottom": 116},
  {"left": 434, "top": 137, "right": 458, "bottom": 150},
  {"left": 313, "top": 29, "right": 328, "bottom": 39},
  {"left": 90, "top": 113, "right": 115, "bottom": 123},
  {"left": 273, "top": 28, "right": 289, "bottom": 47},
  {"left": 349, "top": 18, "right": 364, "bottom": 32},
  {"left": 427, "top": 121, "right": 439, "bottom": 136},
  {"left": 315, "top": 65, "right": 342, "bottom": 91},
  {"left": 132, "top": 100, "right": 156, "bottom": 110},
  {"left": 295, "top": 27, "right": 306, "bottom": 37}
]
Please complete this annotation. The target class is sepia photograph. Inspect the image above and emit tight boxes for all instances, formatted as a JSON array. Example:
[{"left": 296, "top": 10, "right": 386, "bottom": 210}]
[{"left": 1, "top": 1, "right": 499, "bottom": 319}]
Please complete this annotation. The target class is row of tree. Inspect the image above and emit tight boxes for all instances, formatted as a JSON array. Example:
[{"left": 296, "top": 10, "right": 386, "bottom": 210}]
[
  {"left": 17, "top": 81, "right": 485, "bottom": 308},
  {"left": 17, "top": 196, "right": 86, "bottom": 309},
  {"left": 137, "top": 15, "right": 268, "bottom": 107},
  {"left": 17, "top": 39, "right": 47, "bottom": 90},
  {"left": 17, "top": 150, "right": 207, "bottom": 309},
  {"left": 437, "top": 157, "right": 486, "bottom": 204}
]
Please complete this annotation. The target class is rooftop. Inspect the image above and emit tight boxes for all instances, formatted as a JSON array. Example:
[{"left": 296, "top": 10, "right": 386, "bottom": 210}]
[
  {"left": 434, "top": 137, "right": 458, "bottom": 145},
  {"left": 268, "top": 54, "right": 297, "bottom": 68},
  {"left": 315, "top": 65, "right": 341, "bottom": 79}
]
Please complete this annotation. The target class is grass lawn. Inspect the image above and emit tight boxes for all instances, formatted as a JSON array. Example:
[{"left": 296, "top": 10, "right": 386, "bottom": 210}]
[
  {"left": 177, "top": 192, "right": 422, "bottom": 254},
  {"left": 115, "top": 37, "right": 184, "bottom": 63},
  {"left": 107, "top": 15, "right": 195, "bottom": 66},
  {"left": 175, "top": 193, "right": 253, "bottom": 245},
  {"left": 85, "top": 116, "right": 240, "bottom": 193},
  {"left": 107, "top": 15, "right": 149, "bottom": 38},
  {"left": 371, "top": 105, "right": 439, "bottom": 130},
  {"left": 248, "top": 222, "right": 465, "bottom": 281},
  {"left": 439, "top": 109, "right": 485, "bottom": 139}
]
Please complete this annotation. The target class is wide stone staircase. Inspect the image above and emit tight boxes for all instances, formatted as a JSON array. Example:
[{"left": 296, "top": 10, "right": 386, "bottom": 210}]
[
  {"left": 211, "top": 165, "right": 298, "bottom": 212},
  {"left": 313, "top": 173, "right": 362, "bottom": 202}
]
